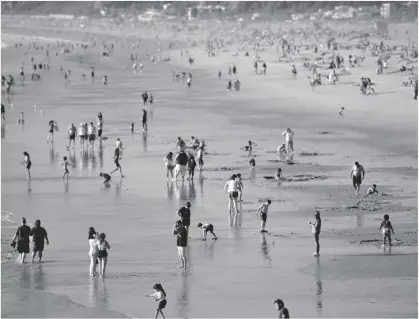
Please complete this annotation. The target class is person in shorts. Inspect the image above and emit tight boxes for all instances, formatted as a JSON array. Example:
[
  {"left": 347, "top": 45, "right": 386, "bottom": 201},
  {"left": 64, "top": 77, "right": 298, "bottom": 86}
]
[
  {"left": 197, "top": 223, "right": 218, "bottom": 240},
  {"left": 142, "top": 91, "right": 149, "bottom": 107},
  {"left": 11, "top": 217, "right": 31, "bottom": 263},
  {"left": 173, "top": 220, "right": 188, "bottom": 269},
  {"left": 177, "top": 202, "right": 191, "bottom": 233},
  {"left": 29, "top": 219, "right": 49, "bottom": 263},
  {"left": 146, "top": 283, "right": 167, "bottom": 319},
  {"left": 350, "top": 161, "right": 365, "bottom": 196},
  {"left": 224, "top": 174, "right": 240, "bottom": 226},
  {"left": 256, "top": 200, "right": 271, "bottom": 232},
  {"left": 111, "top": 147, "right": 124, "bottom": 177},
  {"left": 378, "top": 214, "right": 395, "bottom": 246},
  {"left": 67, "top": 123, "right": 76, "bottom": 148},
  {"left": 174, "top": 150, "right": 188, "bottom": 181}
]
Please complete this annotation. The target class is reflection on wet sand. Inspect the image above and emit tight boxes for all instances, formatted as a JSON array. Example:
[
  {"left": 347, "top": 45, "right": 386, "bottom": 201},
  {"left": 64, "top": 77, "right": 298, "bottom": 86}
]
[
  {"left": 315, "top": 259, "right": 323, "bottom": 315},
  {"left": 177, "top": 271, "right": 189, "bottom": 319},
  {"left": 174, "top": 181, "right": 187, "bottom": 201},
  {"left": 98, "top": 143, "right": 104, "bottom": 168},
  {"left": 188, "top": 180, "right": 196, "bottom": 201},
  {"left": 33, "top": 264, "right": 45, "bottom": 291},
  {"left": 260, "top": 233, "right": 272, "bottom": 267},
  {"left": 89, "top": 278, "right": 109, "bottom": 308},
  {"left": 1, "top": 122, "right": 6, "bottom": 138},
  {"left": 142, "top": 131, "right": 147, "bottom": 152},
  {"left": 355, "top": 212, "right": 364, "bottom": 228},
  {"left": 49, "top": 144, "right": 59, "bottom": 164},
  {"left": 166, "top": 181, "right": 174, "bottom": 200}
]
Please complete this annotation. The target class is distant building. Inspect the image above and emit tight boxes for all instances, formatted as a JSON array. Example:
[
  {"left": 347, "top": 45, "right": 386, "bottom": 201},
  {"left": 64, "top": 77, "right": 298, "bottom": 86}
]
[{"left": 380, "top": 3, "right": 392, "bottom": 19}]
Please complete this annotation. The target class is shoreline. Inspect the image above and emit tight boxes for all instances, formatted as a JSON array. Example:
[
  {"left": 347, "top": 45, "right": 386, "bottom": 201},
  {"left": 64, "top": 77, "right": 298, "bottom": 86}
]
[{"left": 1, "top": 15, "right": 417, "bottom": 318}]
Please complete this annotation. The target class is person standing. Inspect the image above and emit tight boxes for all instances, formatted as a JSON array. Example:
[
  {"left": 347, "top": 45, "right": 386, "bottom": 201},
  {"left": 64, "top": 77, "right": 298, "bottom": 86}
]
[
  {"left": 67, "top": 123, "right": 77, "bottom": 149},
  {"left": 177, "top": 202, "right": 191, "bottom": 234},
  {"left": 308, "top": 211, "right": 321, "bottom": 257},
  {"left": 146, "top": 283, "right": 167, "bottom": 319},
  {"left": 142, "top": 91, "right": 149, "bottom": 107},
  {"left": 173, "top": 220, "right": 188, "bottom": 269},
  {"left": 1, "top": 103, "right": 5, "bottom": 119},
  {"left": 224, "top": 174, "right": 240, "bottom": 226},
  {"left": 414, "top": 79, "right": 418, "bottom": 100},
  {"left": 350, "top": 161, "right": 365, "bottom": 196},
  {"left": 97, "top": 113, "right": 104, "bottom": 142},
  {"left": 29, "top": 220, "right": 49, "bottom": 263},
  {"left": 281, "top": 128, "right": 294, "bottom": 152},
  {"left": 111, "top": 146, "right": 124, "bottom": 177},
  {"left": 174, "top": 150, "right": 188, "bottom": 181},
  {"left": 197, "top": 146, "right": 204, "bottom": 171},
  {"left": 20, "top": 151, "right": 32, "bottom": 179},
  {"left": 142, "top": 109, "right": 148, "bottom": 131},
  {"left": 164, "top": 152, "right": 174, "bottom": 179},
  {"left": 88, "top": 227, "right": 98, "bottom": 276},
  {"left": 96, "top": 233, "right": 110, "bottom": 280},
  {"left": 11, "top": 217, "right": 31, "bottom": 263}
]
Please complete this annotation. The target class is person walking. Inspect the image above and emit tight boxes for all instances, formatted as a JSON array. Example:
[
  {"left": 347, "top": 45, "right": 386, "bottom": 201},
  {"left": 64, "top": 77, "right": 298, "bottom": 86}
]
[
  {"left": 350, "top": 161, "right": 365, "bottom": 196},
  {"left": 29, "top": 220, "right": 49, "bottom": 263},
  {"left": 11, "top": 217, "right": 31, "bottom": 263}
]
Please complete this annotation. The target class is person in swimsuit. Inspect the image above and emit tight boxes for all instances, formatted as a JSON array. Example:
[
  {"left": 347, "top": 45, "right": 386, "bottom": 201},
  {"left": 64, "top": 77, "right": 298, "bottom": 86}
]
[
  {"left": 292, "top": 64, "right": 297, "bottom": 79},
  {"left": 20, "top": 152, "right": 32, "bottom": 179},
  {"left": 142, "top": 109, "right": 148, "bottom": 131},
  {"left": 149, "top": 94, "right": 154, "bottom": 105},
  {"left": 67, "top": 123, "right": 76, "bottom": 149},
  {"left": 350, "top": 161, "right": 365, "bottom": 196},
  {"left": 308, "top": 211, "right": 321, "bottom": 257},
  {"left": 96, "top": 233, "right": 110, "bottom": 280},
  {"left": 197, "top": 223, "right": 218, "bottom": 240},
  {"left": 100, "top": 173, "right": 111, "bottom": 184},
  {"left": 378, "top": 214, "right": 395, "bottom": 246},
  {"left": 197, "top": 146, "right": 204, "bottom": 172},
  {"left": 146, "top": 283, "right": 167, "bottom": 319},
  {"left": 367, "top": 184, "right": 378, "bottom": 196},
  {"left": 61, "top": 156, "right": 72, "bottom": 179},
  {"left": 224, "top": 174, "right": 240, "bottom": 226},
  {"left": 97, "top": 113, "right": 103, "bottom": 142},
  {"left": 274, "top": 299, "right": 290, "bottom": 318},
  {"left": 78, "top": 122, "right": 86, "bottom": 147},
  {"left": 111, "top": 147, "right": 124, "bottom": 177},
  {"left": 87, "top": 122, "right": 96, "bottom": 147},
  {"left": 90, "top": 66, "right": 95, "bottom": 82},
  {"left": 236, "top": 173, "right": 244, "bottom": 201},
  {"left": 88, "top": 227, "right": 98, "bottom": 276},
  {"left": 256, "top": 200, "right": 271, "bottom": 232},
  {"left": 164, "top": 152, "right": 174, "bottom": 179},
  {"left": 47, "top": 120, "right": 55, "bottom": 143},
  {"left": 282, "top": 128, "right": 294, "bottom": 153}
]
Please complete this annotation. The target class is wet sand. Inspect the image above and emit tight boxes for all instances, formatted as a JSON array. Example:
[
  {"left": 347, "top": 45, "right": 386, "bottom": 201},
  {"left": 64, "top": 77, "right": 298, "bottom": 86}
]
[{"left": 1, "top": 16, "right": 418, "bottom": 318}]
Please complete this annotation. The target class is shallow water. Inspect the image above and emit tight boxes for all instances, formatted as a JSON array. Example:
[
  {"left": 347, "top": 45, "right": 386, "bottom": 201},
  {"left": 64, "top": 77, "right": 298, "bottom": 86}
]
[{"left": 1, "top": 27, "right": 418, "bottom": 318}]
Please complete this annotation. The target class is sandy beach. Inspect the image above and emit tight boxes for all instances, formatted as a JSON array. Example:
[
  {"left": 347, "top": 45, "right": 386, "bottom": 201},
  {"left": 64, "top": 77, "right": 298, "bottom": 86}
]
[{"left": 1, "top": 12, "right": 418, "bottom": 318}]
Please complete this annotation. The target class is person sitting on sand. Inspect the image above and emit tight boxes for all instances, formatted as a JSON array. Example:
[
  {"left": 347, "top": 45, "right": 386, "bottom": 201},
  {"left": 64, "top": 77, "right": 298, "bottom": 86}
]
[
  {"left": 100, "top": 173, "right": 111, "bottom": 184},
  {"left": 241, "top": 140, "right": 257, "bottom": 152},
  {"left": 366, "top": 184, "right": 378, "bottom": 196},
  {"left": 274, "top": 299, "right": 290, "bottom": 318},
  {"left": 256, "top": 200, "right": 271, "bottom": 233},
  {"left": 198, "top": 223, "right": 218, "bottom": 240},
  {"left": 378, "top": 214, "right": 395, "bottom": 246}
]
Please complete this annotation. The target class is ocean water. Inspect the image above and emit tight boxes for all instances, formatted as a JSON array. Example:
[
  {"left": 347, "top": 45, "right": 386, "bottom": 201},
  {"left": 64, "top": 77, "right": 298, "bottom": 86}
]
[{"left": 1, "top": 34, "right": 418, "bottom": 318}]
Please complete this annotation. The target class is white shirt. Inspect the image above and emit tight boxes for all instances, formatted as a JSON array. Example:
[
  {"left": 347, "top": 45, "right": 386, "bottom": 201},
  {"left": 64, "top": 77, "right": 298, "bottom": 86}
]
[
  {"left": 97, "top": 119, "right": 103, "bottom": 130},
  {"left": 150, "top": 291, "right": 166, "bottom": 302},
  {"left": 224, "top": 180, "right": 238, "bottom": 193},
  {"left": 282, "top": 131, "right": 294, "bottom": 142},
  {"left": 78, "top": 127, "right": 84, "bottom": 135},
  {"left": 88, "top": 125, "right": 95, "bottom": 135},
  {"left": 197, "top": 149, "right": 203, "bottom": 159},
  {"left": 164, "top": 156, "right": 173, "bottom": 167},
  {"left": 116, "top": 140, "right": 122, "bottom": 149},
  {"left": 89, "top": 238, "right": 98, "bottom": 256}
]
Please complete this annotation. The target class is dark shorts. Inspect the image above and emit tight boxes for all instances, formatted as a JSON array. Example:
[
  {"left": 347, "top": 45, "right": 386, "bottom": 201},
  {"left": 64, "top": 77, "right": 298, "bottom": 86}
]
[
  {"left": 89, "top": 134, "right": 95, "bottom": 141},
  {"left": 198, "top": 158, "right": 204, "bottom": 166},
  {"left": 158, "top": 300, "right": 167, "bottom": 309},
  {"left": 182, "top": 220, "right": 190, "bottom": 227},
  {"left": 33, "top": 241, "right": 44, "bottom": 252},
  {"left": 26, "top": 161, "right": 32, "bottom": 170},
  {"left": 187, "top": 82, "right": 191, "bottom": 87},
  {"left": 49, "top": 129, "right": 54, "bottom": 134},
  {"left": 17, "top": 240, "right": 30, "bottom": 254},
  {"left": 79, "top": 134, "right": 86, "bottom": 139},
  {"left": 229, "top": 191, "right": 239, "bottom": 199},
  {"left": 98, "top": 250, "right": 108, "bottom": 259},
  {"left": 69, "top": 134, "right": 75, "bottom": 140},
  {"left": 97, "top": 129, "right": 102, "bottom": 137},
  {"left": 260, "top": 213, "right": 267, "bottom": 222},
  {"left": 115, "top": 159, "right": 120, "bottom": 168},
  {"left": 353, "top": 175, "right": 362, "bottom": 185},
  {"left": 205, "top": 225, "right": 214, "bottom": 233}
]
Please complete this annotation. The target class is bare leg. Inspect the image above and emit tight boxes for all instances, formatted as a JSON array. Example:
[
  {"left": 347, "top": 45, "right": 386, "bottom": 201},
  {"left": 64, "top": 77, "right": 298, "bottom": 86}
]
[
  {"left": 32, "top": 251, "right": 37, "bottom": 263},
  {"left": 102, "top": 257, "right": 107, "bottom": 278},
  {"left": 38, "top": 251, "right": 43, "bottom": 262}
]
